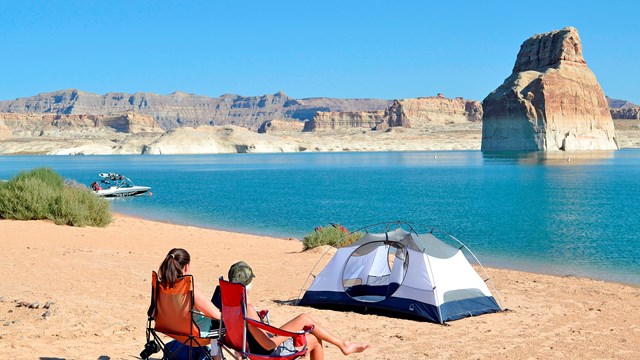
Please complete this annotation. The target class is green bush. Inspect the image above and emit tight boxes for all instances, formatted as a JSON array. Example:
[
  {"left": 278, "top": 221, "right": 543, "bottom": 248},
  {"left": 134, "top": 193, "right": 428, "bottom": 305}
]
[
  {"left": 302, "top": 224, "right": 363, "bottom": 251},
  {"left": 0, "top": 167, "right": 112, "bottom": 227}
]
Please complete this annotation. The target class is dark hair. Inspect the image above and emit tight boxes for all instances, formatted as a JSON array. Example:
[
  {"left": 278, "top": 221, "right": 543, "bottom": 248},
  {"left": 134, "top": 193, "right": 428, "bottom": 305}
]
[{"left": 158, "top": 248, "right": 190, "bottom": 288}]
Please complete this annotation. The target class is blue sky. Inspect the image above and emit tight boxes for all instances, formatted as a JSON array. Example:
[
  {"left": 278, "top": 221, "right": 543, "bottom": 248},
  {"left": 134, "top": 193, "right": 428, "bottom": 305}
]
[{"left": 1, "top": 1, "right": 638, "bottom": 103}]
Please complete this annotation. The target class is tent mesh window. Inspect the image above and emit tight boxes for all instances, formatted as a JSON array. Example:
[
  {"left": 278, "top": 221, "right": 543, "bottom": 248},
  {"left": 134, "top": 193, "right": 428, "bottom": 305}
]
[{"left": 342, "top": 241, "right": 408, "bottom": 303}]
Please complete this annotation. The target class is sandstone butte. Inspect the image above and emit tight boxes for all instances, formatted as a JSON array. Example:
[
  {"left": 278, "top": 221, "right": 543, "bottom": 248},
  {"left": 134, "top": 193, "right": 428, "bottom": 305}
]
[{"left": 482, "top": 27, "right": 619, "bottom": 151}]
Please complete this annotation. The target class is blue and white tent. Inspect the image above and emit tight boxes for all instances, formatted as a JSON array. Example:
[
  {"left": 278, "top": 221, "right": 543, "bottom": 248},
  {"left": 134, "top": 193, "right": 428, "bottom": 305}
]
[{"left": 298, "top": 224, "right": 502, "bottom": 323}]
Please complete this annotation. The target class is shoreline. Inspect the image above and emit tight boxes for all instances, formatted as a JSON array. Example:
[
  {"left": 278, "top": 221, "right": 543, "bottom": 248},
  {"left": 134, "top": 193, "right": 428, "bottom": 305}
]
[
  {"left": 113, "top": 212, "right": 640, "bottom": 288},
  {"left": 0, "top": 119, "right": 638, "bottom": 155},
  {"left": 0, "top": 119, "right": 640, "bottom": 155},
  {"left": 1, "top": 214, "right": 638, "bottom": 359},
  {"left": 2, "top": 146, "right": 640, "bottom": 156}
]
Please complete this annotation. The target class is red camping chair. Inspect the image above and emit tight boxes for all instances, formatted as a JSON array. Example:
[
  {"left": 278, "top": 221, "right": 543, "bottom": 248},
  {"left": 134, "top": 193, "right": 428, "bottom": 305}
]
[
  {"left": 218, "top": 278, "right": 314, "bottom": 360},
  {"left": 141, "top": 271, "right": 222, "bottom": 360}
]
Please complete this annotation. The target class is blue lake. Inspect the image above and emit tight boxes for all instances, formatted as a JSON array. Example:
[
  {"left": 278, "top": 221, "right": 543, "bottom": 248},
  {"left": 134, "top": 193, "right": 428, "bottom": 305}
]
[{"left": 1, "top": 151, "right": 639, "bottom": 285}]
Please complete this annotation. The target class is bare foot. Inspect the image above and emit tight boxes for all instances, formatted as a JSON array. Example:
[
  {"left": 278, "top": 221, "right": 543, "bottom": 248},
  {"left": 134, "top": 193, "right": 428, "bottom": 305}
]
[{"left": 342, "top": 341, "right": 369, "bottom": 355}]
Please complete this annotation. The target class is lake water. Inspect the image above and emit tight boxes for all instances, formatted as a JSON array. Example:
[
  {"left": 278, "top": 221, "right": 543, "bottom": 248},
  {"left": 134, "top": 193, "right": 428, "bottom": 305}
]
[{"left": 1, "top": 151, "right": 639, "bottom": 285}]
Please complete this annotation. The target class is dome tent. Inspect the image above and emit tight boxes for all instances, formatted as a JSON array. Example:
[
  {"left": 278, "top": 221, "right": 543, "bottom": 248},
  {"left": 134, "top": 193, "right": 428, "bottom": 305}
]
[{"left": 297, "top": 222, "right": 503, "bottom": 323}]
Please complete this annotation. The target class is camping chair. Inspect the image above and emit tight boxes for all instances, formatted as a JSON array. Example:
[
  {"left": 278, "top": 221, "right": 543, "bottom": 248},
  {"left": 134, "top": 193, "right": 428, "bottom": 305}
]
[
  {"left": 217, "top": 278, "right": 314, "bottom": 360},
  {"left": 141, "top": 271, "right": 222, "bottom": 360}
]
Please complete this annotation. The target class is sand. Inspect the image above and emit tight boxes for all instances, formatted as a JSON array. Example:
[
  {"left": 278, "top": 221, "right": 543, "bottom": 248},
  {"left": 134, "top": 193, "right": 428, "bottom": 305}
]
[{"left": 0, "top": 214, "right": 638, "bottom": 359}]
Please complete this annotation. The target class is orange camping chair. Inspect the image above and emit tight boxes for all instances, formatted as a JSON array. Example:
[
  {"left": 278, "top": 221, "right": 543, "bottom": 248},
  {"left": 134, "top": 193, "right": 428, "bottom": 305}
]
[
  {"left": 217, "top": 278, "right": 314, "bottom": 360},
  {"left": 141, "top": 271, "right": 222, "bottom": 360}
]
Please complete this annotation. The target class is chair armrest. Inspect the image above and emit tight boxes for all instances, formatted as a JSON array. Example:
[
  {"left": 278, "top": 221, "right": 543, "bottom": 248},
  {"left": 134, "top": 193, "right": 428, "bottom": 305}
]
[
  {"left": 191, "top": 309, "right": 223, "bottom": 338},
  {"left": 191, "top": 309, "right": 219, "bottom": 322},
  {"left": 258, "top": 309, "right": 270, "bottom": 324},
  {"left": 246, "top": 318, "right": 314, "bottom": 347}
]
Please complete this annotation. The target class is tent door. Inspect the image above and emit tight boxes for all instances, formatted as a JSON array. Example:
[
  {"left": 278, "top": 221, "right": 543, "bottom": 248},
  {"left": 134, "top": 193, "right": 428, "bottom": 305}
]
[{"left": 341, "top": 241, "right": 408, "bottom": 303}]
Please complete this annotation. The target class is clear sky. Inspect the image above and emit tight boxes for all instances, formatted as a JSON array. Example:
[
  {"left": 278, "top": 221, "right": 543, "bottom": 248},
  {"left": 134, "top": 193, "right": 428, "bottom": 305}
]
[{"left": 1, "top": 0, "right": 638, "bottom": 103}]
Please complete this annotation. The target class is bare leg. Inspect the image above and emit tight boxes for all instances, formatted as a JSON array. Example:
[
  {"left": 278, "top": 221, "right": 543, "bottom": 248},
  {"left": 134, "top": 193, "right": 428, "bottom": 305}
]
[
  {"left": 306, "top": 333, "right": 324, "bottom": 360},
  {"left": 280, "top": 313, "right": 368, "bottom": 355}
]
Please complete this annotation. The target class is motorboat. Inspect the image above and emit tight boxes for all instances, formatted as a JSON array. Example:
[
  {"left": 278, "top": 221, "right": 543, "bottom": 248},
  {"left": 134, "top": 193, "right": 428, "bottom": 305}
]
[{"left": 90, "top": 173, "right": 151, "bottom": 197}]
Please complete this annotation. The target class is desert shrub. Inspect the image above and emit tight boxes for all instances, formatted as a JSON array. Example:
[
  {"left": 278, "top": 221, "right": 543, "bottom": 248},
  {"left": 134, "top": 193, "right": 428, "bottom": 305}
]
[
  {"left": 50, "top": 186, "right": 112, "bottom": 226},
  {"left": 0, "top": 167, "right": 112, "bottom": 227},
  {"left": 302, "top": 224, "right": 363, "bottom": 251}
]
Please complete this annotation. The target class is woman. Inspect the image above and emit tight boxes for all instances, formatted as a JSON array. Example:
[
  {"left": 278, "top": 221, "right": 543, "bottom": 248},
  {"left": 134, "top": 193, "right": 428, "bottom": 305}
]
[
  {"left": 158, "top": 248, "right": 221, "bottom": 321},
  {"left": 228, "top": 261, "right": 368, "bottom": 359}
]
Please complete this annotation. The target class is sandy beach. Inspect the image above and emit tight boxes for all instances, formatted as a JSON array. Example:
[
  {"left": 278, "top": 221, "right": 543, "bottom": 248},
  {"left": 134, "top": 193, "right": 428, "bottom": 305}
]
[{"left": 0, "top": 214, "right": 638, "bottom": 359}]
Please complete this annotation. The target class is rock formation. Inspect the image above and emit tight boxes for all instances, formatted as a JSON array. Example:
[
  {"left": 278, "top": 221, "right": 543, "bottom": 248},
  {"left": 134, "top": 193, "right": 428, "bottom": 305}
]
[
  {"left": 302, "top": 95, "right": 481, "bottom": 132},
  {"left": 377, "top": 95, "right": 482, "bottom": 130},
  {"left": 0, "top": 119, "right": 11, "bottom": 140},
  {"left": 257, "top": 119, "right": 306, "bottom": 133},
  {"left": 143, "top": 125, "right": 302, "bottom": 154},
  {"left": 607, "top": 96, "right": 640, "bottom": 120},
  {"left": 610, "top": 108, "right": 640, "bottom": 120},
  {"left": 482, "top": 27, "right": 618, "bottom": 151},
  {"left": 304, "top": 110, "right": 386, "bottom": 131},
  {"left": 606, "top": 96, "right": 637, "bottom": 110},
  {"left": 0, "top": 90, "right": 390, "bottom": 131},
  {"left": 0, "top": 111, "right": 163, "bottom": 138},
  {"left": 0, "top": 112, "right": 164, "bottom": 155}
]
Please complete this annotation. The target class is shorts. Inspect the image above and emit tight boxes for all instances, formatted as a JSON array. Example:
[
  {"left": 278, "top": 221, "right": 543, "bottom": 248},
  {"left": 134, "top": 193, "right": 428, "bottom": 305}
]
[{"left": 271, "top": 338, "right": 298, "bottom": 356}]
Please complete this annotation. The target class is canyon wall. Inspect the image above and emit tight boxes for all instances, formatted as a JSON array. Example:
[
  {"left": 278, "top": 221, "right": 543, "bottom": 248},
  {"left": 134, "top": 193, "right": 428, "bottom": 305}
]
[
  {"left": 303, "top": 95, "right": 481, "bottom": 132},
  {"left": 0, "top": 111, "right": 163, "bottom": 138},
  {"left": 607, "top": 96, "right": 640, "bottom": 120},
  {"left": 378, "top": 95, "right": 482, "bottom": 130},
  {"left": 304, "top": 110, "right": 386, "bottom": 131},
  {"left": 0, "top": 90, "right": 390, "bottom": 131},
  {"left": 610, "top": 108, "right": 640, "bottom": 120}
]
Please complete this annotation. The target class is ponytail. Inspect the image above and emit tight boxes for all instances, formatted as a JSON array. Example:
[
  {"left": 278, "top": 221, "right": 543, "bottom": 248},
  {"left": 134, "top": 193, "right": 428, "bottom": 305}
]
[{"left": 158, "top": 248, "right": 190, "bottom": 288}]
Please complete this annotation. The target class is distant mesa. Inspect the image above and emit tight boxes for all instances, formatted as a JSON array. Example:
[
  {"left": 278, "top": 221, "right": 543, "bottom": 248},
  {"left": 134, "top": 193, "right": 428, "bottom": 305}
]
[
  {"left": 304, "top": 110, "right": 386, "bottom": 132},
  {"left": 258, "top": 119, "right": 305, "bottom": 133},
  {"left": 607, "top": 96, "right": 640, "bottom": 120},
  {"left": 301, "top": 95, "right": 481, "bottom": 132},
  {"left": 0, "top": 90, "right": 390, "bottom": 131},
  {"left": 376, "top": 96, "right": 482, "bottom": 130},
  {"left": 2, "top": 51, "right": 639, "bottom": 155},
  {"left": 606, "top": 96, "right": 637, "bottom": 110},
  {"left": 0, "top": 111, "right": 163, "bottom": 138},
  {"left": 482, "top": 27, "right": 619, "bottom": 151}
]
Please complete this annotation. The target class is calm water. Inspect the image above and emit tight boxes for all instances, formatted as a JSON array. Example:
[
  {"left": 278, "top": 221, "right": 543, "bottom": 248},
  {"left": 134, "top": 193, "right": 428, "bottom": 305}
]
[{"left": 1, "top": 151, "right": 639, "bottom": 285}]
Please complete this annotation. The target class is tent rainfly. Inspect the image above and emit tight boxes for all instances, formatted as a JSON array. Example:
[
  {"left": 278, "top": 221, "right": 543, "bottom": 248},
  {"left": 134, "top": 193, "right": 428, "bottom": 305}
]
[{"left": 298, "top": 224, "right": 502, "bottom": 323}]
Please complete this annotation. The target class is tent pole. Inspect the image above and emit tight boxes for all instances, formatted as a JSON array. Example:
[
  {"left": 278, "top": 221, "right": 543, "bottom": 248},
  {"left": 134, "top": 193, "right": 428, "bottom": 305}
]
[{"left": 295, "top": 242, "right": 338, "bottom": 305}]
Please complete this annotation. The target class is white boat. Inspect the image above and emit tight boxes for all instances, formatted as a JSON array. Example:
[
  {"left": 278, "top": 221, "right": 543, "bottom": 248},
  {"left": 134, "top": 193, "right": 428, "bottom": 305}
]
[{"left": 91, "top": 173, "right": 151, "bottom": 197}]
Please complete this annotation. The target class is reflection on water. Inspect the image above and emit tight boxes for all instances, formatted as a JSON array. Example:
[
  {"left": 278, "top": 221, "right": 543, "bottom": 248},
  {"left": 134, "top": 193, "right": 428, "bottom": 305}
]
[{"left": 482, "top": 150, "right": 616, "bottom": 165}]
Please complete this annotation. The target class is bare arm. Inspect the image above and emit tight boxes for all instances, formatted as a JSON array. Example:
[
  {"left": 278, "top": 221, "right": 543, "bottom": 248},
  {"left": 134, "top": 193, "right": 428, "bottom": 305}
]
[
  {"left": 246, "top": 304, "right": 289, "bottom": 350},
  {"left": 194, "top": 286, "right": 221, "bottom": 320}
]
